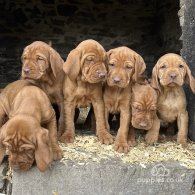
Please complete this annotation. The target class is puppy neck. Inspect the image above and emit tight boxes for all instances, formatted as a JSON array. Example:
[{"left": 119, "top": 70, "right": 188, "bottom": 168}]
[
  {"left": 38, "top": 70, "right": 54, "bottom": 86},
  {"left": 160, "top": 86, "right": 184, "bottom": 98}
]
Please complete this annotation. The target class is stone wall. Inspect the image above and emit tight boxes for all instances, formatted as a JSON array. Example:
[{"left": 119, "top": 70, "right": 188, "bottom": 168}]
[
  {"left": 181, "top": 0, "right": 195, "bottom": 141},
  {"left": 0, "top": 0, "right": 181, "bottom": 87}
]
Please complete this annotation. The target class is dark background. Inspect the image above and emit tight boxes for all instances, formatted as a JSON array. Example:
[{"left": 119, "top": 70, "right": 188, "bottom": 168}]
[{"left": 0, "top": 0, "right": 181, "bottom": 86}]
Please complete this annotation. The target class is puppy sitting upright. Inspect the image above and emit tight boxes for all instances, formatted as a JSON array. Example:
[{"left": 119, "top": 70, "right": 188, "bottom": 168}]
[
  {"left": 151, "top": 53, "right": 195, "bottom": 146},
  {"left": 61, "top": 39, "right": 113, "bottom": 144},
  {"left": 104, "top": 47, "right": 146, "bottom": 153},
  {"left": 0, "top": 80, "right": 62, "bottom": 171},
  {"left": 21, "top": 41, "right": 65, "bottom": 136},
  {"left": 131, "top": 83, "right": 160, "bottom": 144}
]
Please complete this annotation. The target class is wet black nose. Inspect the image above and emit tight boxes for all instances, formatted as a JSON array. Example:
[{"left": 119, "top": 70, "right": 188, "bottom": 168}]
[
  {"left": 113, "top": 76, "right": 121, "bottom": 83},
  {"left": 23, "top": 68, "right": 30, "bottom": 74},
  {"left": 170, "top": 73, "right": 177, "bottom": 79}
]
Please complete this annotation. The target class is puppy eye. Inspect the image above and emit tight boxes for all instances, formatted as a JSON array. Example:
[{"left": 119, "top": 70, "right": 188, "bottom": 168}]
[
  {"left": 37, "top": 56, "right": 44, "bottom": 61},
  {"left": 160, "top": 64, "right": 166, "bottom": 69},
  {"left": 126, "top": 65, "right": 133, "bottom": 70},
  {"left": 133, "top": 104, "right": 142, "bottom": 111},
  {"left": 86, "top": 56, "right": 94, "bottom": 61},
  {"left": 109, "top": 63, "right": 115, "bottom": 67},
  {"left": 179, "top": 64, "right": 184, "bottom": 68}
]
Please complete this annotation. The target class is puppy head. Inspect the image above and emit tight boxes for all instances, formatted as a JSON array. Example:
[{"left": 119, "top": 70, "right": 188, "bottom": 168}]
[
  {"left": 0, "top": 116, "right": 53, "bottom": 172},
  {"left": 131, "top": 84, "right": 157, "bottom": 130},
  {"left": 107, "top": 47, "right": 146, "bottom": 88},
  {"left": 151, "top": 53, "right": 195, "bottom": 93},
  {"left": 21, "top": 41, "right": 64, "bottom": 80},
  {"left": 63, "top": 39, "right": 107, "bottom": 83}
]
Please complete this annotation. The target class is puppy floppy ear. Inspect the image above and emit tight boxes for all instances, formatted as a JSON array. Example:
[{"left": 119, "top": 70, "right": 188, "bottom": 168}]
[
  {"left": 151, "top": 64, "right": 161, "bottom": 93},
  {"left": 35, "top": 128, "right": 53, "bottom": 172},
  {"left": 49, "top": 48, "right": 64, "bottom": 77},
  {"left": 0, "top": 124, "right": 7, "bottom": 164},
  {"left": 132, "top": 54, "right": 146, "bottom": 82},
  {"left": 63, "top": 49, "right": 81, "bottom": 81},
  {"left": 106, "top": 49, "right": 114, "bottom": 71},
  {"left": 107, "top": 49, "right": 114, "bottom": 60},
  {"left": 185, "top": 63, "right": 195, "bottom": 93}
]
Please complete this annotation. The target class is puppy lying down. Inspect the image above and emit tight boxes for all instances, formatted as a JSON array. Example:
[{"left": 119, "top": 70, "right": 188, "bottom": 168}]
[
  {"left": 130, "top": 83, "right": 160, "bottom": 144},
  {"left": 0, "top": 80, "right": 62, "bottom": 171}
]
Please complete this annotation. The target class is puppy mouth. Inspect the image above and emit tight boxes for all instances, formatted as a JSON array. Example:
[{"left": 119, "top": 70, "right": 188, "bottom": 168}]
[
  {"left": 167, "top": 82, "right": 177, "bottom": 87},
  {"left": 132, "top": 119, "right": 152, "bottom": 130},
  {"left": 22, "top": 74, "right": 42, "bottom": 80},
  {"left": 161, "top": 79, "right": 181, "bottom": 87},
  {"left": 107, "top": 79, "right": 128, "bottom": 88}
]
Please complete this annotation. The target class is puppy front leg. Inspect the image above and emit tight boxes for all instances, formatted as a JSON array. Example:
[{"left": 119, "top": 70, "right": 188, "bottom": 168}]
[
  {"left": 145, "top": 114, "right": 160, "bottom": 145},
  {"left": 46, "top": 114, "right": 63, "bottom": 160},
  {"left": 57, "top": 101, "right": 65, "bottom": 137},
  {"left": 114, "top": 108, "right": 130, "bottom": 153},
  {"left": 59, "top": 100, "right": 76, "bottom": 143},
  {"left": 127, "top": 126, "right": 136, "bottom": 146},
  {"left": 92, "top": 99, "right": 113, "bottom": 144},
  {"left": 177, "top": 111, "right": 188, "bottom": 147},
  {"left": 105, "top": 107, "right": 110, "bottom": 131}
]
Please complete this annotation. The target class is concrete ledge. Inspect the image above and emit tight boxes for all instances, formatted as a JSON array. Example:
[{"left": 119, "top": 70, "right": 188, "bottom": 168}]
[{"left": 12, "top": 160, "right": 195, "bottom": 195}]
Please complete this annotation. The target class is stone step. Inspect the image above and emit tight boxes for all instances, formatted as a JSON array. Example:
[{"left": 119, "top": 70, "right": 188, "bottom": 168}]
[{"left": 11, "top": 160, "right": 195, "bottom": 195}]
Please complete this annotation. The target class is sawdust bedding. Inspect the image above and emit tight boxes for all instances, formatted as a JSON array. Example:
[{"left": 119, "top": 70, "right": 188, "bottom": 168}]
[{"left": 59, "top": 132, "right": 195, "bottom": 169}]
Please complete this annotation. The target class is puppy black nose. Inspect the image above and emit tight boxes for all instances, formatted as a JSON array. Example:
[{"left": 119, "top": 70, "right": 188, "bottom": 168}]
[
  {"left": 113, "top": 76, "right": 121, "bottom": 83},
  {"left": 23, "top": 68, "right": 30, "bottom": 74},
  {"left": 170, "top": 73, "right": 177, "bottom": 79}
]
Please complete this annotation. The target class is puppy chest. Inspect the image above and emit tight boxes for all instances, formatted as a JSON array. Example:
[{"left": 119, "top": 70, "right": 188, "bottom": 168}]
[
  {"left": 158, "top": 98, "right": 182, "bottom": 122},
  {"left": 75, "top": 96, "right": 91, "bottom": 108},
  {"left": 106, "top": 100, "right": 126, "bottom": 113}
]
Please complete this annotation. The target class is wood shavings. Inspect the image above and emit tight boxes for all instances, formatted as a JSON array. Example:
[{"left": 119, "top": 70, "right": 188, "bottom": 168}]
[{"left": 59, "top": 135, "right": 195, "bottom": 169}]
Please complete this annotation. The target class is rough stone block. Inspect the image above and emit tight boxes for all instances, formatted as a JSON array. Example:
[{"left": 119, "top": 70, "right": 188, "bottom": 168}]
[{"left": 12, "top": 160, "right": 195, "bottom": 195}]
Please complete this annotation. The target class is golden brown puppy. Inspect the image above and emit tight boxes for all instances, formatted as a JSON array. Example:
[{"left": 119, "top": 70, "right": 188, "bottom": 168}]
[
  {"left": 21, "top": 41, "right": 65, "bottom": 135},
  {"left": 60, "top": 39, "right": 113, "bottom": 144},
  {"left": 104, "top": 46, "right": 146, "bottom": 153},
  {"left": 130, "top": 83, "right": 160, "bottom": 144},
  {"left": 0, "top": 80, "right": 62, "bottom": 171},
  {"left": 151, "top": 53, "right": 195, "bottom": 146}
]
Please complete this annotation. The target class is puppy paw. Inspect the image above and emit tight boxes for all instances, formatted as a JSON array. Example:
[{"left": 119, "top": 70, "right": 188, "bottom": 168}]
[
  {"left": 52, "top": 146, "right": 63, "bottom": 160},
  {"left": 128, "top": 139, "right": 137, "bottom": 147},
  {"left": 59, "top": 132, "right": 75, "bottom": 143},
  {"left": 177, "top": 137, "right": 188, "bottom": 148},
  {"left": 145, "top": 133, "right": 158, "bottom": 145},
  {"left": 97, "top": 131, "right": 113, "bottom": 145},
  {"left": 114, "top": 141, "right": 129, "bottom": 153}
]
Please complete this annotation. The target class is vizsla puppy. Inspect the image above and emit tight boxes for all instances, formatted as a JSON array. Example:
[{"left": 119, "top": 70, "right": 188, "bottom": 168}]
[
  {"left": 21, "top": 41, "right": 65, "bottom": 135},
  {"left": 151, "top": 53, "right": 195, "bottom": 146},
  {"left": 104, "top": 46, "right": 146, "bottom": 153},
  {"left": 130, "top": 83, "right": 160, "bottom": 144},
  {"left": 60, "top": 39, "right": 113, "bottom": 144},
  {"left": 0, "top": 80, "right": 62, "bottom": 171}
]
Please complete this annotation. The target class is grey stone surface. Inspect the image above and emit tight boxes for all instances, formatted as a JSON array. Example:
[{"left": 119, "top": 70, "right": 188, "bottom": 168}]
[
  {"left": 12, "top": 160, "right": 195, "bottom": 195},
  {"left": 0, "top": 160, "right": 10, "bottom": 194},
  {"left": 181, "top": 0, "right": 195, "bottom": 141}
]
